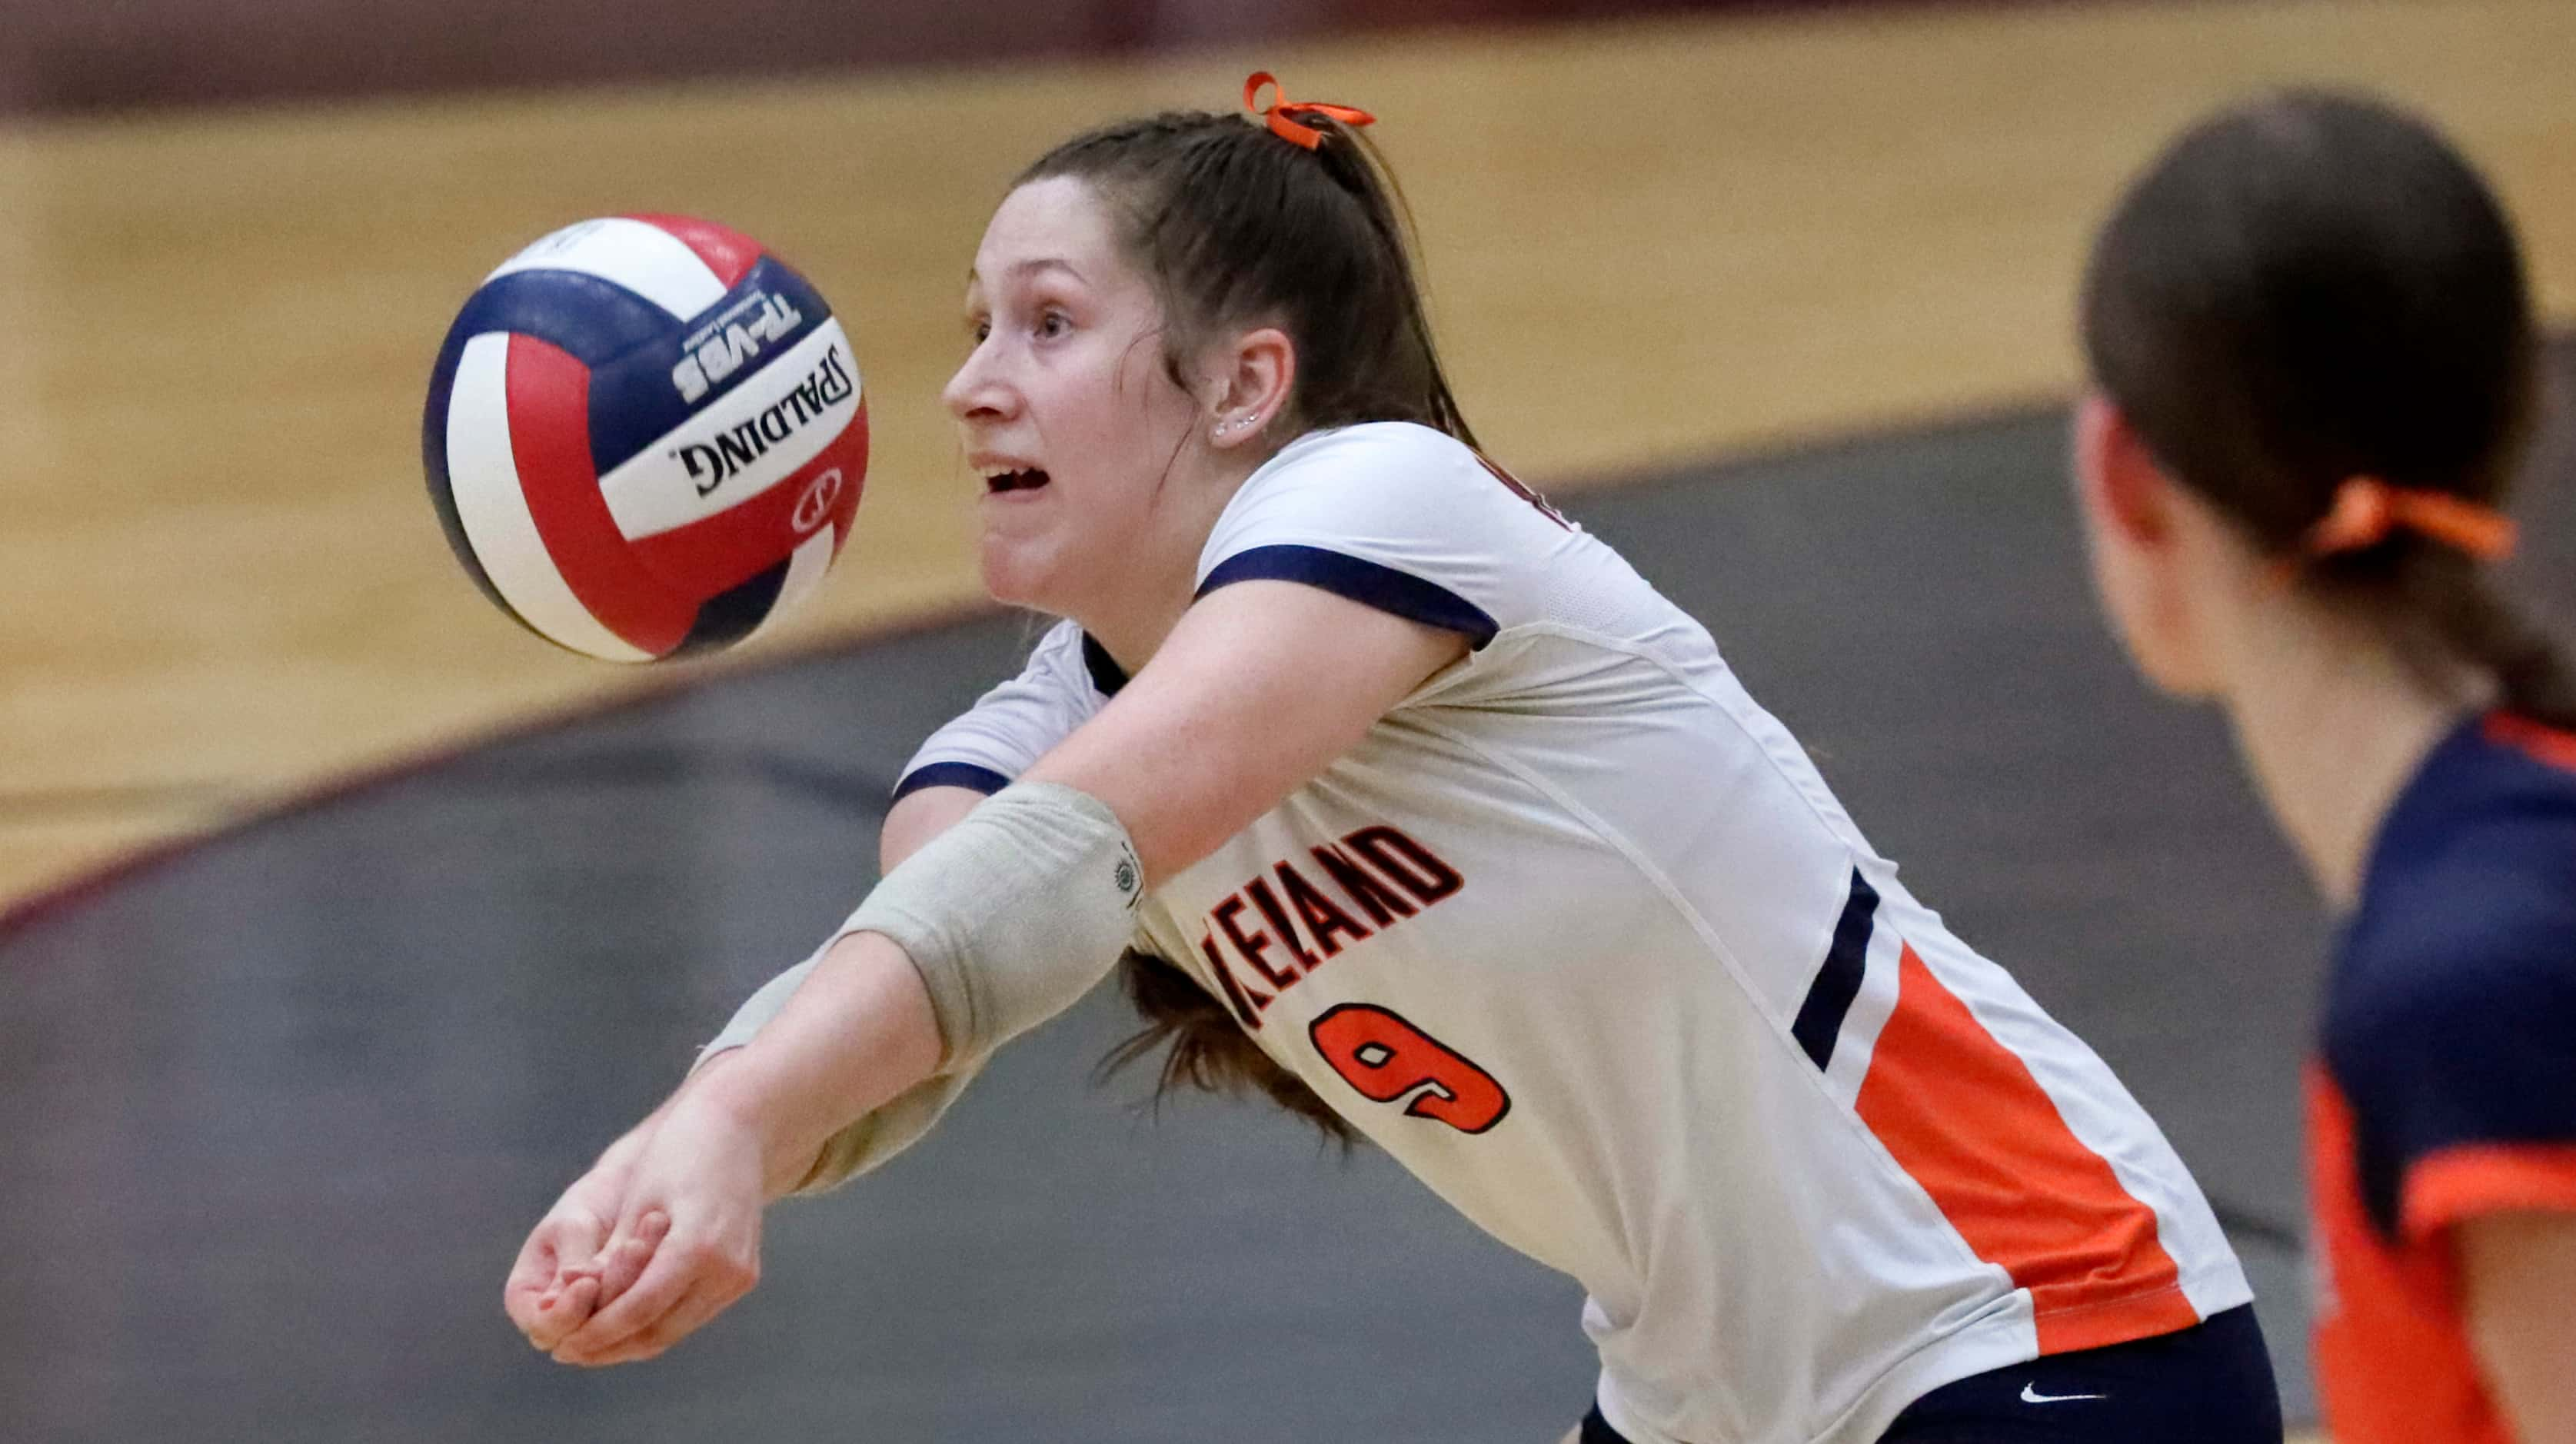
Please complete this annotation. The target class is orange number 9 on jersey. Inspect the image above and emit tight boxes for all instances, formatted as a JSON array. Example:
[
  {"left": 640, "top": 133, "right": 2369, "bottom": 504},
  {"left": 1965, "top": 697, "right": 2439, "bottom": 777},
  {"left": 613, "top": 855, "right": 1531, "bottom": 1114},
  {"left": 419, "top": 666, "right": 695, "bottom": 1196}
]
[{"left": 1309, "top": 1003, "right": 1511, "bottom": 1134}]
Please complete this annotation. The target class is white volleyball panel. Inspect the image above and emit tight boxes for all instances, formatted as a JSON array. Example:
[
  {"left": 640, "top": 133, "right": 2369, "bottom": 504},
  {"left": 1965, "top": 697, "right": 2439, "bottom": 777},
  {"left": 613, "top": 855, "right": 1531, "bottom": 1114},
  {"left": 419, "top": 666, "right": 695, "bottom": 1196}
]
[
  {"left": 484, "top": 217, "right": 729, "bottom": 322},
  {"left": 444, "top": 334, "right": 654, "bottom": 663},
  {"left": 744, "top": 527, "right": 842, "bottom": 647},
  {"left": 595, "top": 320, "right": 862, "bottom": 541}
]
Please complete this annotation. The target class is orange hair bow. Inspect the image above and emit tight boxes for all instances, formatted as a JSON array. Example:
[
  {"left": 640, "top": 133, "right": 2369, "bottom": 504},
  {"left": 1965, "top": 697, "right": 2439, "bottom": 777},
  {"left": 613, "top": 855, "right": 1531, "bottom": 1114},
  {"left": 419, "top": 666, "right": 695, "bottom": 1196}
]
[
  {"left": 2304, "top": 475, "right": 2518, "bottom": 562},
  {"left": 1244, "top": 71, "right": 1376, "bottom": 150}
]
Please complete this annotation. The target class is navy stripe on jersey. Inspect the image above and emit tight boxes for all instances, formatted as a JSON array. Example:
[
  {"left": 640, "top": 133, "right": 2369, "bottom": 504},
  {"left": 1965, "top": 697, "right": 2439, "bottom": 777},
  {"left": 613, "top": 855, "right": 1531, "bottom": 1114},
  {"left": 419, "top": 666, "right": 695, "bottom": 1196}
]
[
  {"left": 1791, "top": 870, "right": 1879, "bottom": 1070},
  {"left": 891, "top": 762, "right": 1011, "bottom": 803},
  {"left": 1197, "top": 544, "right": 1499, "bottom": 647}
]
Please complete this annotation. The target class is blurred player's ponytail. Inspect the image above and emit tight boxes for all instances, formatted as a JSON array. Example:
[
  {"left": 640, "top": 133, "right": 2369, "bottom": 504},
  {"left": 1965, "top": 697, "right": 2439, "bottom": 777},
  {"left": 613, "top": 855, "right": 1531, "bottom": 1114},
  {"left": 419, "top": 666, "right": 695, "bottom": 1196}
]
[{"left": 2080, "top": 89, "right": 2576, "bottom": 729}]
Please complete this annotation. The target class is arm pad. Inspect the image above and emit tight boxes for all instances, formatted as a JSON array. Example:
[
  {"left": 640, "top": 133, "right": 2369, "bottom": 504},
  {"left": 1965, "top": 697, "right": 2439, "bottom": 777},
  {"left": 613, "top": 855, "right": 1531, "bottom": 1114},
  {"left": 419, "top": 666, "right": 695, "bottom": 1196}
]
[
  {"left": 695, "top": 781, "right": 1144, "bottom": 1193},
  {"left": 697, "top": 953, "right": 982, "bottom": 1195},
  {"left": 842, "top": 780, "right": 1144, "bottom": 1070}
]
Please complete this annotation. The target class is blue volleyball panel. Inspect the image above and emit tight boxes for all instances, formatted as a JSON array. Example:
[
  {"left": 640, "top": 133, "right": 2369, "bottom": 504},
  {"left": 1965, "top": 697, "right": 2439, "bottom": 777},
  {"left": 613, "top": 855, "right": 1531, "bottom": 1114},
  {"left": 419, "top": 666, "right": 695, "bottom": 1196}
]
[
  {"left": 671, "top": 555, "right": 792, "bottom": 657},
  {"left": 441, "top": 269, "right": 679, "bottom": 369}
]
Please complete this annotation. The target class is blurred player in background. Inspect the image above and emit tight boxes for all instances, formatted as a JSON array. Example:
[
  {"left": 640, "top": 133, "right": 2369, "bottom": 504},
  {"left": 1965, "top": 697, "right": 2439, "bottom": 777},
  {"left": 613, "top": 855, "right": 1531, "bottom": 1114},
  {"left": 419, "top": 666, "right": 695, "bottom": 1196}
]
[
  {"left": 2074, "top": 91, "right": 2576, "bottom": 1444},
  {"left": 504, "top": 75, "right": 2281, "bottom": 1442}
]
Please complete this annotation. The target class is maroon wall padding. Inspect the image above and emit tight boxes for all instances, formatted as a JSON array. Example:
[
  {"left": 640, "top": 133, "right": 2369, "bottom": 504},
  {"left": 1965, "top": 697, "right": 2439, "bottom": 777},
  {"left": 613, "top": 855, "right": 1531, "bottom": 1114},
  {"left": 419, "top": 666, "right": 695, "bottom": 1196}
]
[{"left": 0, "top": 0, "right": 2073, "bottom": 115}]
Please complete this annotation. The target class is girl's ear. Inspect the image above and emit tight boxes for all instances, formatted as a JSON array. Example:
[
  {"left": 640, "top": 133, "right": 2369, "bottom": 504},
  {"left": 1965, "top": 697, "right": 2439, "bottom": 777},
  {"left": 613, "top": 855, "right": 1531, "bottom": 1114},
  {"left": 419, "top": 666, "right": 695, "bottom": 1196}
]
[
  {"left": 1206, "top": 327, "right": 1296, "bottom": 448},
  {"left": 2075, "top": 392, "right": 2175, "bottom": 548}
]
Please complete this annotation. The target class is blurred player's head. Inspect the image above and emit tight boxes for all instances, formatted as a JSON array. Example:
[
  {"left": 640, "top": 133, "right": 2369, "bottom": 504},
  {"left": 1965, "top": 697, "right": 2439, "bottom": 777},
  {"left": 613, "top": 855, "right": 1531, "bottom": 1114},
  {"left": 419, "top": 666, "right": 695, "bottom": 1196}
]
[
  {"left": 2072, "top": 90, "right": 2571, "bottom": 723},
  {"left": 944, "top": 77, "right": 1469, "bottom": 625}
]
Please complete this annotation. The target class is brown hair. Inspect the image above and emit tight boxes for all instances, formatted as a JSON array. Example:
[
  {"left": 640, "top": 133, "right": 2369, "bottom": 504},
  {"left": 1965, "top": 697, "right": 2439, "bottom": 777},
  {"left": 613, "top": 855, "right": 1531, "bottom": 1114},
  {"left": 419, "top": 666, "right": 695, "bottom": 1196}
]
[
  {"left": 1097, "top": 945, "right": 1357, "bottom": 1144},
  {"left": 1016, "top": 101, "right": 1475, "bottom": 449},
  {"left": 2079, "top": 89, "right": 2576, "bottom": 727},
  {"left": 1023, "top": 98, "right": 1476, "bottom": 1140}
]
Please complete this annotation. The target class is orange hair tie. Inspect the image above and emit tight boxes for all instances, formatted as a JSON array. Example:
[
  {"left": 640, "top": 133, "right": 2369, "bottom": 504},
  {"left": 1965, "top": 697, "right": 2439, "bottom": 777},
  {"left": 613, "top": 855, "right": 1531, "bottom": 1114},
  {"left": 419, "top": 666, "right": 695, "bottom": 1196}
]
[
  {"left": 1243, "top": 71, "right": 1376, "bottom": 151},
  {"left": 2304, "top": 475, "right": 2518, "bottom": 561}
]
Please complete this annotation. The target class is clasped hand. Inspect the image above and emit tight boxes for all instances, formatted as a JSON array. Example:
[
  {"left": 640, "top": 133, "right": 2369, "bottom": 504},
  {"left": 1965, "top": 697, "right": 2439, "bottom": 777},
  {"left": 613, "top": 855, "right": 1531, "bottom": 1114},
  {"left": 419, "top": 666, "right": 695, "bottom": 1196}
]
[{"left": 503, "top": 1080, "right": 769, "bottom": 1366}]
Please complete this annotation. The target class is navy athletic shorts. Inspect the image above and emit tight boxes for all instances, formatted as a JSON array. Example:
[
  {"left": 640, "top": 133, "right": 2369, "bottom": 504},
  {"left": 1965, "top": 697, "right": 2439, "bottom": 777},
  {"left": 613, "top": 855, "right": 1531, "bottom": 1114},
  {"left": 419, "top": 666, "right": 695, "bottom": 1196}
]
[{"left": 1576, "top": 1304, "right": 2281, "bottom": 1442}]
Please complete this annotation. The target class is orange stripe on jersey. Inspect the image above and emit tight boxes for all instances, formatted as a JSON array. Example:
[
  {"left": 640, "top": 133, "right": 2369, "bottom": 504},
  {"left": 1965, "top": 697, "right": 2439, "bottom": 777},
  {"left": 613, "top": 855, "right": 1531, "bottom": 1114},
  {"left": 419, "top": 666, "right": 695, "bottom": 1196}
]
[
  {"left": 2484, "top": 711, "right": 2576, "bottom": 772},
  {"left": 2307, "top": 1066, "right": 2509, "bottom": 1444},
  {"left": 2403, "top": 1142, "right": 2576, "bottom": 1240},
  {"left": 1855, "top": 943, "right": 2201, "bottom": 1353}
]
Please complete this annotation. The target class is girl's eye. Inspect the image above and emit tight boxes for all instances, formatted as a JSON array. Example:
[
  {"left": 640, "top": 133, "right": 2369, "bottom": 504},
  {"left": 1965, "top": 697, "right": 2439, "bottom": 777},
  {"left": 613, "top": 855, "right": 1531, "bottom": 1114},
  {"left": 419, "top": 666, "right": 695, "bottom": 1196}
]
[
  {"left": 1036, "top": 311, "right": 1070, "bottom": 339},
  {"left": 969, "top": 318, "right": 991, "bottom": 344}
]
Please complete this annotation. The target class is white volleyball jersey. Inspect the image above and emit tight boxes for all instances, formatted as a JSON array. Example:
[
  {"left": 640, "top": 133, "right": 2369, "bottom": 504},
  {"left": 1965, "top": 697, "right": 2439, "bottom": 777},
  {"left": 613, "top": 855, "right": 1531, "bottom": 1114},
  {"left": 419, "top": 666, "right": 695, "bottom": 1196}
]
[{"left": 896, "top": 423, "right": 2251, "bottom": 1444}]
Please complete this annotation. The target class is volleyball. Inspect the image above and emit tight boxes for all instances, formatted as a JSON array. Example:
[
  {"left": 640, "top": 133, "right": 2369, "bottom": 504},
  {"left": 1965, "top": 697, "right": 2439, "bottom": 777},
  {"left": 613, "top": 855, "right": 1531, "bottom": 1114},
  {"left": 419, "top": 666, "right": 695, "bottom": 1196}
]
[{"left": 422, "top": 215, "right": 867, "bottom": 662}]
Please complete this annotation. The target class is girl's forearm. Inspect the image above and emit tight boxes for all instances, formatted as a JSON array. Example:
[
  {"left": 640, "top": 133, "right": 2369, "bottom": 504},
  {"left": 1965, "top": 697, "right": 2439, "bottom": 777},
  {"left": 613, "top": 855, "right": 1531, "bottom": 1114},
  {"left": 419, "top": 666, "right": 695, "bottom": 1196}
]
[{"left": 687, "top": 930, "right": 945, "bottom": 1199}]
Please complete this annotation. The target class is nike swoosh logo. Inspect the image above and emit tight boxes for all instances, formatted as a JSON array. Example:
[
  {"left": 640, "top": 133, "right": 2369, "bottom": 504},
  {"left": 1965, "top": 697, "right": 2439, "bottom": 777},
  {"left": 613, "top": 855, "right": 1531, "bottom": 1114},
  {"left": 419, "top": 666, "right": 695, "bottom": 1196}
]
[{"left": 2020, "top": 1384, "right": 2109, "bottom": 1404}]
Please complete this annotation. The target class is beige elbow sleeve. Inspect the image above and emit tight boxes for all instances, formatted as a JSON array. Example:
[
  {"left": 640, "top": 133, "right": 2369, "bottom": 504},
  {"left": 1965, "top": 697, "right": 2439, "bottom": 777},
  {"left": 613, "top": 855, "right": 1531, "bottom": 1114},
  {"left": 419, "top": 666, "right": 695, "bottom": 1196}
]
[
  {"left": 694, "top": 781, "right": 1143, "bottom": 1192},
  {"left": 836, "top": 780, "right": 1144, "bottom": 1070},
  {"left": 696, "top": 954, "right": 983, "bottom": 1195}
]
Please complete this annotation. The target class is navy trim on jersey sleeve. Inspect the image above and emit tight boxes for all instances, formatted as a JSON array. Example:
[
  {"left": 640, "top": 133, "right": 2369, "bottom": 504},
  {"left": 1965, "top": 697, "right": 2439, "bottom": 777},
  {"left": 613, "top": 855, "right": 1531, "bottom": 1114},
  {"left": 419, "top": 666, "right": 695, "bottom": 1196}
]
[
  {"left": 1196, "top": 544, "right": 1499, "bottom": 647},
  {"left": 1079, "top": 633, "right": 1129, "bottom": 697},
  {"left": 890, "top": 762, "right": 1012, "bottom": 804}
]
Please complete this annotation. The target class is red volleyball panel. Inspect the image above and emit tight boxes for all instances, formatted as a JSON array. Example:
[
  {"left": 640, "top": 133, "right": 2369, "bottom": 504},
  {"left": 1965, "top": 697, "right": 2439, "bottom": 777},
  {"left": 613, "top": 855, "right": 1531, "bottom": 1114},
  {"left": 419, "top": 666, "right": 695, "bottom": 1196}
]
[
  {"left": 627, "top": 214, "right": 763, "bottom": 290},
  {"left": 504, "top": 337, "right": 697, "bottom": 656},
  {"left": 627, "top": 406, "right": 870, "bottom": 599},
  {"left": 822, "top": 401, "right": 869, "bottom": 554}
]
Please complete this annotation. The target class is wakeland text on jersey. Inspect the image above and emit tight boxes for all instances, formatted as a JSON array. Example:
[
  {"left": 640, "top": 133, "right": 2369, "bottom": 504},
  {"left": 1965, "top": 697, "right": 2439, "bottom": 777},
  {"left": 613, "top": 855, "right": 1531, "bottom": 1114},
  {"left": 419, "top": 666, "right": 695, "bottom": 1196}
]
[{"left": 1193, "top": 823, "right": 1463, "bottom": 1027}]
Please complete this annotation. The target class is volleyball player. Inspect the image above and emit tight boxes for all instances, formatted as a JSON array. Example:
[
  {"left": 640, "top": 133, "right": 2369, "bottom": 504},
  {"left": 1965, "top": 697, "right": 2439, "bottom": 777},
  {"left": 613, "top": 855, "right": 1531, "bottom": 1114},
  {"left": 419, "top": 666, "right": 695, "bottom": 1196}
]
[
  {"left": 2072, "top": 91, "right": 2576, "bottom": 1443},
  {"left": 504, "top": 75, "right": 2281, "bottom": 1442}
]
